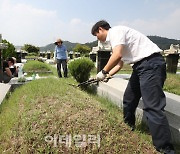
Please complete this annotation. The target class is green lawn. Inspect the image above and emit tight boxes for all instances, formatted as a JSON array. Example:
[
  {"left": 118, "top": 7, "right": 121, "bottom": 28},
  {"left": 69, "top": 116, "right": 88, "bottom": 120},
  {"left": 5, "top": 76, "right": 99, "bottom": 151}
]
[
  {"left": 0, "top": 61, "right": 179, "bottom": 153},
  {"left": 164, "top": 73, "right": 180, "bottom": 95},
  {"left": 0, "top": 78, "right": 158, "bottom": 153}
]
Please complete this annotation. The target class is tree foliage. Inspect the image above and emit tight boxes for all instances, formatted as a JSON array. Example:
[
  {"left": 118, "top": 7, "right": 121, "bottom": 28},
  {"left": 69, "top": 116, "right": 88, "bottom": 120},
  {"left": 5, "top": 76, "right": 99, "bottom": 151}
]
[
  {"left": 23, "top": 44, "right": 39, "bottom": 54},
  {"left": 2, "top": 39, "right": 16, "bottom": 60},
  {"left": 73, "top": 44, "right": 91, "bottom": 55},
  {"left": 84, "top": 40, "right": 98, "bottom": 49}
]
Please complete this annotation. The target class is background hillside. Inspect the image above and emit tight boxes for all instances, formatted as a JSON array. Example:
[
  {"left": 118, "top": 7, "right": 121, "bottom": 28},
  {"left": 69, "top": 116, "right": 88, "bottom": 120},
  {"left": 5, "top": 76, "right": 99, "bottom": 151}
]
[
  {"left": 148, "top": 36, "right": 180, "bottom": 50},
  {"left": 40, "top": 41, "right": 78, "bottom": 52},
  {"left": 39, "top": 41, "right": 98, "bottom": 52},
  {"left": 39, "top": 36, "right": 180, "bottom": 51}
]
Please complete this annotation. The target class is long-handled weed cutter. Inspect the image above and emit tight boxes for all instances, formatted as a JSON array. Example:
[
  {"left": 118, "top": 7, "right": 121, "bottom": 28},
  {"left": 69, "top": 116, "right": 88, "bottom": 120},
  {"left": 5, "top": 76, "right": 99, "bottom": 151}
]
[{"left": 68, "top": 76, "right": 112, "bottom": 88}]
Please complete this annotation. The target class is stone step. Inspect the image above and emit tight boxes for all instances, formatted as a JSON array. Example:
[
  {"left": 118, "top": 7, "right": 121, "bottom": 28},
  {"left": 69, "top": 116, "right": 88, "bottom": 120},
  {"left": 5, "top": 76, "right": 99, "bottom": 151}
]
[{"left": 96, "top": 75, "right": 180, "bottom": 144}]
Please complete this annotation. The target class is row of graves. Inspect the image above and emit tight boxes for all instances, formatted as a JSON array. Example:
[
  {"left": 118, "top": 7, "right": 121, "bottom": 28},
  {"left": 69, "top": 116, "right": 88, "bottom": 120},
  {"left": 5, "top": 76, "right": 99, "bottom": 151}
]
[
  {"left": 37, "top": 43, "right": 180, "bottom": 74},
  {"left": 164, "top": 44, "right": 180, "bottom": 73},
  {"left": 91, "top": 43, "right": 180, "bottom": 74},
  {"left": 39, "top": 51, "right": 81, "bottom": 59}
]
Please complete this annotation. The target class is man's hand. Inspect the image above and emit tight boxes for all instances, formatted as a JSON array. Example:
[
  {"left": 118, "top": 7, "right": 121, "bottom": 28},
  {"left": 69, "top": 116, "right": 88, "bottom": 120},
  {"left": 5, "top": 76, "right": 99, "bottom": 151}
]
[
  {"left": 96, "top": 70, "right": 107, "bottom": 81},
  {"left": 103, "top": 74, "right": 112, "bottom": 82}
]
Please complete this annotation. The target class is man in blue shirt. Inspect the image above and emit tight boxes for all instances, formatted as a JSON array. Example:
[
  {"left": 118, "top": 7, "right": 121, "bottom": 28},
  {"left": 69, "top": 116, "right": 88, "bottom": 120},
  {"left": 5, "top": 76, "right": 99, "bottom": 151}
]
[{"left": 54, "top": 38, "right": 68, "bottom": 78}]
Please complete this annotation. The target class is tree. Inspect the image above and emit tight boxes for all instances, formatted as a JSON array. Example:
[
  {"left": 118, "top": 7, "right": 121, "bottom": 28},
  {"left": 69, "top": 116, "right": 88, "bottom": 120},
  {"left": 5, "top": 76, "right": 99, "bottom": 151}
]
[
  {"left": 2, "top": 39, "right": 16, "bottom": 60},
  {"left": 73, "top": 44, "right": 91, "bottom": 55},
  {"left": 23, "top": 44, "right": 39, "bottom": 54},
  {"left": 85, "top": 40, "right": 98, "bottom": 49}
]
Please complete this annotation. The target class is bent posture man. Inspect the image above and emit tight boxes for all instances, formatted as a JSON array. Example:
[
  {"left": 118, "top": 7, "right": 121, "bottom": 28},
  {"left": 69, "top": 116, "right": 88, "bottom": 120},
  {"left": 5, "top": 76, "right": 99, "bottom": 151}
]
[{"left": 91, "top": 20, "right": 175, "bottom": 154}]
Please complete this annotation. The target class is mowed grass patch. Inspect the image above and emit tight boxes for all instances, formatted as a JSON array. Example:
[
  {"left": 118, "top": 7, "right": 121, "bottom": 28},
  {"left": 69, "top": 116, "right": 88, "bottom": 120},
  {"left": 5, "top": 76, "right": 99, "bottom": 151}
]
[
  {"left": 164, "top": 73, "right": 180, "bottom": 95},
  {"left": 23, "top": 60, "right": 58, "bottom": 77},
  {"left": 23, "top": 60, "right": 51, "bottom": 72},
  {"left": 0, "top": 78, "right": 157, "bottom": 153}
]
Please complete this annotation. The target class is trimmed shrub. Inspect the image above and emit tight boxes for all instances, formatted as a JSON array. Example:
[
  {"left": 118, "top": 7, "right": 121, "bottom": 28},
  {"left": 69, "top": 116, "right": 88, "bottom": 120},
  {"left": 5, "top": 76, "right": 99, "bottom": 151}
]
[{"left": 68, "top": 57, "right": 94, "bottom": 83}]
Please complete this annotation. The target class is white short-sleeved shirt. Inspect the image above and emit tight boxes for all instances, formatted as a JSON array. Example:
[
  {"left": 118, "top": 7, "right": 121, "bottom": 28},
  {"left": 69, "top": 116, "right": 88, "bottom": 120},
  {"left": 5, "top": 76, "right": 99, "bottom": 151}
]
[{"left": 106, "top": 26, "right": 162, "bottom": 64}]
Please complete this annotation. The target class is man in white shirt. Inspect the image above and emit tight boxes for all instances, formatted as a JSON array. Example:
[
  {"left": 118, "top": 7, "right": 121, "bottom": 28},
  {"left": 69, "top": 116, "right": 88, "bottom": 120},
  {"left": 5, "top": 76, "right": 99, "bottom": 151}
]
[{"left": 91, "top": 20, "right": 175, "bottom": 154}]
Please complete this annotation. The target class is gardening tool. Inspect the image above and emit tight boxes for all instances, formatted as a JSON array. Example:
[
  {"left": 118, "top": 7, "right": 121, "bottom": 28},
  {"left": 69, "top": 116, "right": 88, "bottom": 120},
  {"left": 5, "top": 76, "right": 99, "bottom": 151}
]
[{"left": 68, "top": 76, "right": 112, "bottom": 88}]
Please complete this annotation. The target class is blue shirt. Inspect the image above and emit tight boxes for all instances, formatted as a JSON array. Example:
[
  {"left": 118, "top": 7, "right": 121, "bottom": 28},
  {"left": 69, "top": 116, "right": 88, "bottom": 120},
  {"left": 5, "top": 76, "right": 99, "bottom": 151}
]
[{"left": 54, "top": 44, "right": 67, "bottom": 60}]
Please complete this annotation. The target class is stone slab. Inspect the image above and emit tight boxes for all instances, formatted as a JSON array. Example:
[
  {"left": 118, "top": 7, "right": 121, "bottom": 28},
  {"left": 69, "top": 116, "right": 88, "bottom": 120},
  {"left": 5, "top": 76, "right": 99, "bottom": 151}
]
[{"left": 0, "top": 83, "right": 11, "bottom": 105}]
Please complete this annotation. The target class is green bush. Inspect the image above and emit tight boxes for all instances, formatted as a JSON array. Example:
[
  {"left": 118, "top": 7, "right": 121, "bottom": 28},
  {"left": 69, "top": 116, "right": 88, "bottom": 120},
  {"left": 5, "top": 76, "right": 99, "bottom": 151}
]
[{"left": 68, "top": 57, "right": 94, "bottom": 83}]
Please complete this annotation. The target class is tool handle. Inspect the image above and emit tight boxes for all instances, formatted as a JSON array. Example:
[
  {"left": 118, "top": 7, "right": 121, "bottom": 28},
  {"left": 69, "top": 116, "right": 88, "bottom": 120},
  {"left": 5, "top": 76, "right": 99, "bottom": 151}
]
[
  {"left": 77, "top": 76, "right": 113, "bottom": 87},
  {"left": 77, "top": 78, "right": 95, "bottom": 86}
]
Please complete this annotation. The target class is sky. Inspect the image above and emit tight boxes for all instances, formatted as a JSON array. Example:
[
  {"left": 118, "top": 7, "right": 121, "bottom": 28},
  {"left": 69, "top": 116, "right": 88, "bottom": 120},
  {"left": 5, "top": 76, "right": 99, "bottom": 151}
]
[{"left": 0, "top": 0, "right": 180, "bottom": 47}]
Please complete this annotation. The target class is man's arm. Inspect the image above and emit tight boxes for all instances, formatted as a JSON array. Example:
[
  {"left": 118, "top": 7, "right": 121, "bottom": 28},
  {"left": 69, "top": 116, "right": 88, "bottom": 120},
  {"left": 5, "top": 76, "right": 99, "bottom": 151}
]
[
  {"left": 109, "top": 60, "right": 123, "bottom": 76},
  {"left": 96, "top": 45, "right": 124, "bottom": 81},
  {"left": 103, "top": 44, "right": 123, "bottom": 73},
  {"left": 102, "top": 60, "right": 123, "bottom": 82},
  {"left": 5, "top": 68, "right": 13, "bottom": 77}
]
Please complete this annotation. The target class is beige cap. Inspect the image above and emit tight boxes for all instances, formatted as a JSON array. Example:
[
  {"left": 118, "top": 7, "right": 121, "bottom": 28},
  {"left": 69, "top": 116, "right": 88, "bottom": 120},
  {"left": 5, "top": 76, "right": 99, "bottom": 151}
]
[{"left": 54, "top": 38, "right": 63, "bottom": 45}]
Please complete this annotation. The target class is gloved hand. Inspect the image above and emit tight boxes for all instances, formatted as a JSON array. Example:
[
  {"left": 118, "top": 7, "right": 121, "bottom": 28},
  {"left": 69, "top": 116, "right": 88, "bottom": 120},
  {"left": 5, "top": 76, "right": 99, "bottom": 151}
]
[
  {"left": 96, "top": 70, "right": 107, "bottom": 81},
  {"left": 103, "top": 74, "right": 112, "bottom": 82}
]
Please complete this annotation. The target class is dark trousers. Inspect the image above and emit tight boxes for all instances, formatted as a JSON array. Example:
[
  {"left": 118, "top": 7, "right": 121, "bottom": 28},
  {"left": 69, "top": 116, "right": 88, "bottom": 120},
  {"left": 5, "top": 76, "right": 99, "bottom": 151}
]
[
  {"left": 57, "top": 59, "right": 67, "bottom": 78},
  {"left": 123, "top": 53, "right": 174, "bottom": 151}
]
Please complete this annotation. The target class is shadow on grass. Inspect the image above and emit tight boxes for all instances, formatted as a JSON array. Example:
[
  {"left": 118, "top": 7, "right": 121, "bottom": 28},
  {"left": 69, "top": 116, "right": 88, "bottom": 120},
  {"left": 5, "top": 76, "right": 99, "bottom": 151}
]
[
  {"left": 79, "top": 84, "right": 97, "bottom": 95},
  {"left": 136, "top": 121, "right": 150, "bottom": 134}
]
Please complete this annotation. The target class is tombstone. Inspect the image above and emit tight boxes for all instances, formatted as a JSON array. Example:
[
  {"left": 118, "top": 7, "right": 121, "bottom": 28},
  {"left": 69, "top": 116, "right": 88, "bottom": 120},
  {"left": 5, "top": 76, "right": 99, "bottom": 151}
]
[
  {"left": 97, "top": 50, "right": 111, "bottom": 73},
  {"left": 69, "top": 51, "right": 73, "bottom": 59},
  {"left": 39, "top": 51, "right": 43, "bottom": 57},
  {"left": 166, "top": 54, "right": 179, "bottom": 73},
  {"left": 40, "top": 51, "right": 46, "bottom": 58},
  {"left": 21, "top": 51, "right": 28, "bottom": 59},
  {"left": 89, "top": 52, "right": 96, "bottom": 62},
  {"left": 47, "top": 51, "right": 51, "bottom": 59},
  {"left": 16, "top": 50, "right": 22, "bottom": 63},
  {"left": 75, "top": 52, "right": 80, "bottom": 58},
  {"left": 164, "top": 44, "right": 180, "bottom": 73},
  {"left": 42, "top": 52, "right": 46, "bottom": 58}
]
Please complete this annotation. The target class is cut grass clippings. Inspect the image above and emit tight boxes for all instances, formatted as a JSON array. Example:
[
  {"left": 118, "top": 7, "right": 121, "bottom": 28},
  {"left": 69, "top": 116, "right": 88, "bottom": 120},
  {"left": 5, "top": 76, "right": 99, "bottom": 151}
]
[{"left": 0, "top": 78, "right": 158, "bottom": 153}]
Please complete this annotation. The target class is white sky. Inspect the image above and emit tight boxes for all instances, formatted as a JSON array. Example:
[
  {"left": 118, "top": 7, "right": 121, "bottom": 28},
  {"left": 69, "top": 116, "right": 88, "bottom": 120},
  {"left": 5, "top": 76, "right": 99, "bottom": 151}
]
[{"left": 0, "top": 0, "right": 180, "bottom": 46}]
